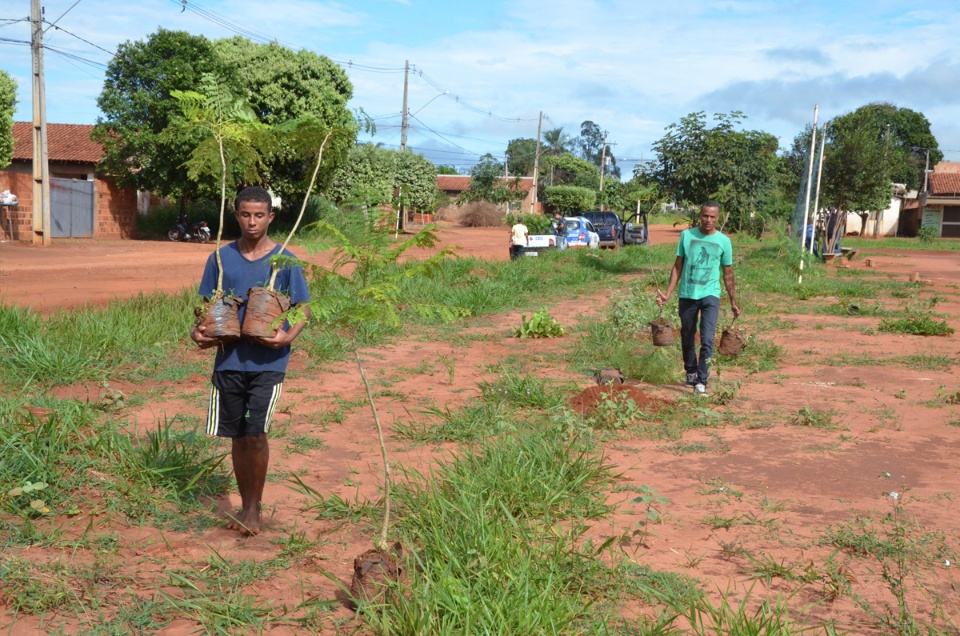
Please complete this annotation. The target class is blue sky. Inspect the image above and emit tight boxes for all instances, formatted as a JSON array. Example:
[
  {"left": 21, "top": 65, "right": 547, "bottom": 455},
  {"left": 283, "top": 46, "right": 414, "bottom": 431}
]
[{"left": 3, "top": 0, "right": 960, "bottom": 176}]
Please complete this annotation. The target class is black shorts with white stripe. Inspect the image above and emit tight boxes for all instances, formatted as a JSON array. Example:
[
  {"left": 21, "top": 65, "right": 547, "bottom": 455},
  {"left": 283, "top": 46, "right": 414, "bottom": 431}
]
[{"left": 207, "top": 371, "right": 286, "bottom": 438}]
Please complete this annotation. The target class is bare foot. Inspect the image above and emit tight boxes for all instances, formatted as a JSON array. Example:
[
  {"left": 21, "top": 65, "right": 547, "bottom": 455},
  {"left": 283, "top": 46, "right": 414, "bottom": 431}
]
[{"left": 225, "top": 509, "right": 261, "bottom": 535}]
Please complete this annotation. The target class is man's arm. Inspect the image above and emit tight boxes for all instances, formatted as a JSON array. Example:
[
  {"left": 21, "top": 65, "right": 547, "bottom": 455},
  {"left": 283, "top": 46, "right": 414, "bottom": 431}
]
[
  {"left": 656, "top": 256, "right": 684, "bottom": 307},
  {"left": 722, "top": 265, "right": 741, "bottom": 317}
]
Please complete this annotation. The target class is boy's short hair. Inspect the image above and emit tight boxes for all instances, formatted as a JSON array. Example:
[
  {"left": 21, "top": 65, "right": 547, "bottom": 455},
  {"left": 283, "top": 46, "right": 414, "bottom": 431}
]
[
  {"left": 701, "top": 200, "right": 720, "bottom": 211},
  {"left": 235, "top": 186, "right": 273, "bottom": 210}
]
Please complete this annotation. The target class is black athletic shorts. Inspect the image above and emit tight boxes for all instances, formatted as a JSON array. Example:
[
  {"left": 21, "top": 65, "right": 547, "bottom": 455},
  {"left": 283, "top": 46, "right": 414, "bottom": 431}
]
[{"left": 206, "top": 371, "right": 285, "bottom": 438}]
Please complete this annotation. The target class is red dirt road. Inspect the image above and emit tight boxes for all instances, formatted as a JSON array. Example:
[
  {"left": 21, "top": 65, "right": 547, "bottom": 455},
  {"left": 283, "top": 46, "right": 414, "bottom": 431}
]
[{"left": 0, "top": 224, "right": 683, "bottom": 312}]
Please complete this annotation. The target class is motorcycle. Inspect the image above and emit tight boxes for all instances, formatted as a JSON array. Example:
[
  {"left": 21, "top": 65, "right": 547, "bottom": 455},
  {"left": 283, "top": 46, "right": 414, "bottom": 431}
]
[{"left": 167, "top": 219, "right": 211, "bottom": 243}]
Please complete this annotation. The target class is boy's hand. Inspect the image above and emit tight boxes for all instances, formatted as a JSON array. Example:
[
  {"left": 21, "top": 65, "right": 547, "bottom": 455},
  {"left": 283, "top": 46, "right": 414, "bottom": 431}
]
[
  {"left": 252, "top": 328, "right": 295, "bottom": 349},
  {"left": 190, "top": 324, "right": 219, "bottom": 349}
]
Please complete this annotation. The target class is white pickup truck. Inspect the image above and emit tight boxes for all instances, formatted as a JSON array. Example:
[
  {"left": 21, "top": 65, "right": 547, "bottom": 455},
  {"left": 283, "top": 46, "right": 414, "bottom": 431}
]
[{"left": 523, "top": 234, "right": 559, "bottom": 255}]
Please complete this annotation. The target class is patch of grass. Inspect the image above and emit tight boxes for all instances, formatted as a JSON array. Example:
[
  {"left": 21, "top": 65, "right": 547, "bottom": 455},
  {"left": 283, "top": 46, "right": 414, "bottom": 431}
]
[
  {"left": 393, "top": 401, "right": 516, "bottom": 444},
  {"left": 879, "top": 314, "right": 954, "bottom": 336},
  {"left": 288, "top": 476, "right": 380, "bottom": 523},
  {"left": 282, "top": 433, "right": 329, "bottom": 456},
  {"left": 821, "top": 352, "right": 954, "bottom": 371},
  {"left": 479, "top": 372, "right": 564, "bottom": 409},
  {"left": 791, "top": 407, "right": 839, "bottom": 430}
]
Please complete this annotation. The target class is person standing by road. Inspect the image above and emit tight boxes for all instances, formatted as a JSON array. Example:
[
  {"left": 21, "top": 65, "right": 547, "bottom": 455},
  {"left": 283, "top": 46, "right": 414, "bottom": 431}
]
[
  {"left": 656, "top": 201, "right": 740, "bottom": 395},
  {"left": 190, "top": 186, "right": 310, "bottom": 535},
  {"left": 552, "top": 212, "right": 567, "bottom": 250},
  {"left": 509, "top": 215, "right": 529, "bottom": 260}
]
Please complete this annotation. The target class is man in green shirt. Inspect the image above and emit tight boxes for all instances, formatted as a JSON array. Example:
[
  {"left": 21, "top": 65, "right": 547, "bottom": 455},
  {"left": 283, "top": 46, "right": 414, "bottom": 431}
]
[{"left": 657, "top": 201, "right": 741, "bottom": 395}]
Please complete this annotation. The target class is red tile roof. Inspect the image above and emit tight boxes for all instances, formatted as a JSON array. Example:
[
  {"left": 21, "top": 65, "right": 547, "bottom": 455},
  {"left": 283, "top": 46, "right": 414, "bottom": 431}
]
[
  {"left": 933, "top": 161, "right": 960, "bottom": 173},
  {"left": 11, "top": 122, "right": 104, "bottom": 164},
  {"left": 436, "top": 175, "right": 533, "bottom": 192},
  {"left": 929, "top": 172, "right": 960, "bottom": 196},
  {"left": 436, "top": 175, "right": 471, "bottom": 191}
]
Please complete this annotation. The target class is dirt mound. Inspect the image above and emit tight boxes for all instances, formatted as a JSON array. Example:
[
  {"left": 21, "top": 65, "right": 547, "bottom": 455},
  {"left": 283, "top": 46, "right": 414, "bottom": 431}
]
[{"left": 569, "top": 384, "right": 667, "bottom": 416}]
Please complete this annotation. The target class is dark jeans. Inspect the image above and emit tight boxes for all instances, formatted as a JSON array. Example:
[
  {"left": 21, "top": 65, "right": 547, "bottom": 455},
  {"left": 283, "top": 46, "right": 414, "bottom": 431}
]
[
  {"left": 679, "top": 296, "right": 720, "bottom": 385},
  {"left": 510, "top": 244, "right": 525, "bottom": 260}
]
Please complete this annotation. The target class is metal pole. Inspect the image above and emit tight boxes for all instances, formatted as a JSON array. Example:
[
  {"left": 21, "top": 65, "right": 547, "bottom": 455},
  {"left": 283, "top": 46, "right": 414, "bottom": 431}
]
[
  {"left": 799, "top": 105, "right": 819, "bottom": 283},
  {"left": 31, "top": 0, "right": 51, "bottom": 246},
  {"left": 812, "top": 122, "right": 827, "bottom": 253},
  {"left": 530, "top": 111, "right": 542, "bottom": 215},
  {"left": 399, "top": 60, "right": 409, "bottom": 151},
  {"left": 599, "top": 130, "right": 608, "bottom": 206}
]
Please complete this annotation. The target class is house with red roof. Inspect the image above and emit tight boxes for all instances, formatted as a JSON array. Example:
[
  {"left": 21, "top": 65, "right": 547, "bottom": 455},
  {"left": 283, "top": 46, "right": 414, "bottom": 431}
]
[
  {"left": 435, "top": 174, "right": 537, "bottom": 216},
  {"left": 923, "top": 162, "right": 960, "bottom": 237},
  {"left": 0, "top": 122, "right": 137, "bottom": 242}
]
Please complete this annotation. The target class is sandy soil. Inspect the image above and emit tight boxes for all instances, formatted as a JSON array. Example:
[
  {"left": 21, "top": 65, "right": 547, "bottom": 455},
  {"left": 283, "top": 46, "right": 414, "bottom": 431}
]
[{"left": 1, "top": 225, "right": 958, "bottom": 634}]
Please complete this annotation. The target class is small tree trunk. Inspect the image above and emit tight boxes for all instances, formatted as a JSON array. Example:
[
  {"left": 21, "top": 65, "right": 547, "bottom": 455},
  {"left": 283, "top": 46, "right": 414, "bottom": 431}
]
[{"left": 353, "top": 336, "right": 392, "bottom": 551}]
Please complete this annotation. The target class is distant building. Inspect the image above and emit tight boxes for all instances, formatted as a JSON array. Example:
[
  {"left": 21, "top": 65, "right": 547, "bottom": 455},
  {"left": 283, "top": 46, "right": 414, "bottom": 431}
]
[
  {"left": 435, "top": 175, "right": 536, "bottom": 214},
  {"left": 922, "top": 161, "right": 960, "bottom": 238},
  {"left": 0, "top": 122, "right": 137, "bottom": 242}
]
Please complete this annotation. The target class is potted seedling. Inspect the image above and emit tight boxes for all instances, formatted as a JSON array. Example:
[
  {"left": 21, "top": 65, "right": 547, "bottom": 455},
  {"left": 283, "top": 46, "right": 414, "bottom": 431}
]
[
  {"left": 299, "top": 208, "right": 466, "bottom": 604},
  {"left": 242, "top": 118, "right": 338, "bottom": 340},
  {"left": 168, "top": 75, "right": 270, "bottom": 342},
  {"left": 649, "top": 271, "right": 675, "bottom": 346}
]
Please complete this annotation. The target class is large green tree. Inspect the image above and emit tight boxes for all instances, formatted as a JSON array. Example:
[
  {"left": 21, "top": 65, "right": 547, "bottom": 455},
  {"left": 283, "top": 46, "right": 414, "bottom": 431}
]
[
  {"left": 575, "top": 120, "right": 620, "bottom": 179},
  {"left": 830, "top": 103, "right": 941, "bottom": 192},
  {"left": 506, "top": 137, "right": 537, "bottom": 176},
  {"left": 213, "top": 37, "right": 354, "bottom": 201},
  {"left": 457, "top": 154, "right": 528, "bottom": 206},
  {"left": 647, "top": 111, "right": 778, "bottom": 230},
  {"left": 543, "top": 152, "right": 600, "bottom": 189},
  {"left": 94, "top": 29, "right": 221, "bottom": 202},
  {"left": 541, "top": 127, "right": 571, "bottom": 157},
  {"left": 94, "top": 30, "right": 355, "bottom": 205},
  {"left": 0, "top": 70, "right": 16, "bottom": 171},
  {"left": 328, "top": 144, "right": 438, "bottom": 213}
]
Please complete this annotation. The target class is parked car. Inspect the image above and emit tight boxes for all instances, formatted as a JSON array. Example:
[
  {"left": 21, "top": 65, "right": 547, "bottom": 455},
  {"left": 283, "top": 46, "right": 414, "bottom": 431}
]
[
  {"left": 581, "top": 211, "right": 624, "bottom": 248},
  {"left": 621, "top": 211, "right": 649, "bottom": 245},
  {"left": 563, "top": 216, "right": 601, "bottom": 249}
]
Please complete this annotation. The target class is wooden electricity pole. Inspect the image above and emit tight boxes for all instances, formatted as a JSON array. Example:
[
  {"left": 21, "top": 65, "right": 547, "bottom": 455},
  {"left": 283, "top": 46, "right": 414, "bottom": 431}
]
[
  {"left": 399, "top": 60, "right": 409, "bottom": 151},
  {"left": 31, "top": 0, "right": 51, "bottom": 246}
]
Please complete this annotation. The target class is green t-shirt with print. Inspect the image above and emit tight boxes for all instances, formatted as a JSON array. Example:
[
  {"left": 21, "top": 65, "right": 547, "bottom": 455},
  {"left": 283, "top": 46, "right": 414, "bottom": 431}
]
[{"left": 676, "top": 228, "right": 733, "bottom": 300}]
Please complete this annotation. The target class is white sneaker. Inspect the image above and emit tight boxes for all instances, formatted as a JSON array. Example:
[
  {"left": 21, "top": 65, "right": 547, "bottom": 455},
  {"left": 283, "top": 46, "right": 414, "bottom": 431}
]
[{"left": 694, "top": 383, "right": 707, "bottom": 396}]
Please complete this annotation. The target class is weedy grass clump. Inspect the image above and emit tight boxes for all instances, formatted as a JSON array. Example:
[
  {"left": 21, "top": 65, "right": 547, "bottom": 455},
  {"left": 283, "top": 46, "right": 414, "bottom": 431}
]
[{"left": 879, "top": 314, "right": 954, "bottom": 336}]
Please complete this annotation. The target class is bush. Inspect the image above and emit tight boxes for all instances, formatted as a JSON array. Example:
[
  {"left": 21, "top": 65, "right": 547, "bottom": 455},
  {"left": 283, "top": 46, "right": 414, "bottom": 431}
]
[
  {"left": 917, "top": 226, "right": 937, "bottom": 244},
  {"left": 544, "top": 185, "right": 596, "bottom": 214},
  {"left": 505, "top": 212, "right": 552, "bottom": 234},
  {"left": 456, "top": 201, "right": 504, "bottom": 227},
  {"left": 879, "top": 314, "right": 954, "bottom": 336}
]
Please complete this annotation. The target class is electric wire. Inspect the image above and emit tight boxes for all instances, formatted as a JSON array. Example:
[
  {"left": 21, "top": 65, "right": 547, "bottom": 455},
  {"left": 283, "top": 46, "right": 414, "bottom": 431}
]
[
  {"left": 43, "top": 44, "right": 109, "bottom": 70},
  {"left": 409, "top": 114, "right": 484, "bottom": 156},
  {"left": 43, "top": 0, "right": 83, "bottom": 33},
  {"left": 42, "top": 21, "right": 114, "bottom": 56}
]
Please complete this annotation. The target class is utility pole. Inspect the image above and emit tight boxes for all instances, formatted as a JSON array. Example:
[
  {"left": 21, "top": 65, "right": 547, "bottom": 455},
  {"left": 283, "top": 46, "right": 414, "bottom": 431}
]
[
  {"left": 530, "top": 111, "right": 542, "bottom": 215},
  {"left": 598, "top": 131, "right": 616, "bottom": 210},
  {"left": 399, "top": 60, "right": 409, "bottom": 151},
  {"left": 799, "top": 104, "right": 819, "bottom": 284},
  {"left": 31, "top": 0, "right": 51, "bottom": 246},
  {"left": 396, "top": 60, "right": 410, "bottom": 231}
]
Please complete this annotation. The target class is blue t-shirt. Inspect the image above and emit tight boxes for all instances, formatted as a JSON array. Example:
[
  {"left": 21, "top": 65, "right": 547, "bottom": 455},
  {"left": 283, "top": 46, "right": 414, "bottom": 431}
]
[
  {"left": 676, "top": 228, "right": 733, "bottom": 300},
  {"left": 198, "top": 241, "right": 310, "bottom": 372}
]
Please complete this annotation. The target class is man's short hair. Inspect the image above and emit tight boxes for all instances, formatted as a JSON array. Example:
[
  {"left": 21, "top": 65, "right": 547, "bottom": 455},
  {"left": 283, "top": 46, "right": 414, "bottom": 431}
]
[
  {"left": 701, "top": 200, "right": 720, "bottom": 211},
  {"left": 235, "top": 186, "right": 273, "bottom": 210},
  {"left": 517, "top": 216, "right": 524, "bottom": 223}
]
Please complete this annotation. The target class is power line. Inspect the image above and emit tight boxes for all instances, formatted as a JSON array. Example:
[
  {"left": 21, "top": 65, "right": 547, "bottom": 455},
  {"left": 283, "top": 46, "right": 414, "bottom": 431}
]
[
  {"left": 43, "top": 0, "right": 83, "bottom": 33},
  {"left": 409, "top": 114, "right": 483, "bottom": 156},
  {"left": 42, "top": 21, "right": 114, "bottom": 56},
  {"left": 43, "top": 44, "right": 108, "bottom": 70},
  {"left": 411, "top": 65, "right": 539, "bottom": 123}
]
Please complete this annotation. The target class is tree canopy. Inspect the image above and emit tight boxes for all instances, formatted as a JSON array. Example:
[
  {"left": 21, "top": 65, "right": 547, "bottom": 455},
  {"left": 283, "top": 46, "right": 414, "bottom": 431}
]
[
  {"left": 94, "top": 29, "right": 221, "bottom": 201},
  {"left": 506, "top": 137, "right": 537, "bottom": 176},
  {"left": 542, "top": 152, "right": 600, "bottom": 190},
  {"left": 541, "top": 127, "right": 572, "bottom": 157},
  {"left": 0, "top": 70, "right": 16, "bottom": 171},
  {"left": 646, "top": 111, "right": 778, "bottom": 230},
  {"left": 456, "top": 154, "right": 528, "bottom": 206},
  {"left": 543, "top": 185, "right": 595, "bottom": 214},
  {"left": 94, "top": 29, "right": 355, "bottom": 205},
  {"left": 575, "top": 120, "right": 620, "bottom": 180},
  {"left": 328, "top": 144, "right": 438, "bottom": 213}
]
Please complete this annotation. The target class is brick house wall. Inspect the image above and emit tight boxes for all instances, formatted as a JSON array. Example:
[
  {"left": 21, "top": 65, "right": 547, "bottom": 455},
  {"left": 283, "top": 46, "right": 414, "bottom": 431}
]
[{"left": 0, "top": 122, "right": 138, "bottom": 242}]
